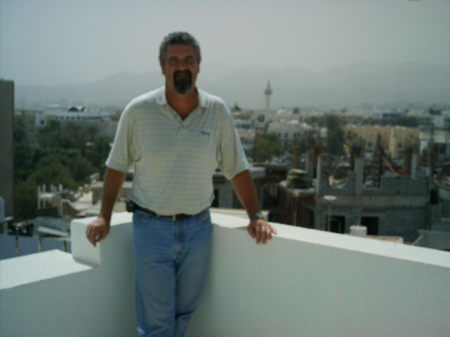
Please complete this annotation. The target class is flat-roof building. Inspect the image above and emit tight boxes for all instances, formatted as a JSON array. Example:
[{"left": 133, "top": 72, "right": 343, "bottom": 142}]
[{"left": 0, "top": 80, "right": 15, "bottom": 218}]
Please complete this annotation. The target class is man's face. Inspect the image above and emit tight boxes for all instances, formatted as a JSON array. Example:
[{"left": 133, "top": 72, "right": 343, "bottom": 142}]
[{"left": 161, "top": 44, "right": 200, "bottom": 94}]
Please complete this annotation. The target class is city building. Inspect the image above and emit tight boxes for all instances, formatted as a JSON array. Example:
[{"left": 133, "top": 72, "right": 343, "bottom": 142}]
[
  {"left": 313, "top": 156, "right": 429, "bottom": 242},
  {"left": 372, "top": 108, "right": 407, "bottom": 122},
  {"left": 344, "top": 125, "right": 420, "bottom": 158},
  {"left": 420, "top": 129, "right": 450, "bottom": 159},
  {"left": 212, "top": 166, "right": 266, "bottom": 209},
  {"left": 232, "top": 114, "right": 260, "bottom": 152},
  {"left": 267, "top": 120, "right": 312, "bottom": 149},
  {"left": 275, "top": 169, "right": 315, "bottom": 227},
  {"left": 0, "top": 80, "right": 15, "bottom": 218},
  {"left": 35, "top": 104, "right": 112, "bottom": 128},
  {"left": 272, "top": 148, "right": 440, "bottom": 245}
]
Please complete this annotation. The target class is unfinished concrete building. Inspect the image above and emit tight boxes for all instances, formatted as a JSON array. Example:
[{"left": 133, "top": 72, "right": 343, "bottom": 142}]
[{"left": 314, "top": 155, "right": 429, "bottom": 242}]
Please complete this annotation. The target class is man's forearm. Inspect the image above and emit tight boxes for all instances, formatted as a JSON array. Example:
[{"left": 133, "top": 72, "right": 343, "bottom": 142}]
[
  {"left": 231, "top": 169, "right": 260, "bottom": 216},
  {"left": 100, "top": 167, "right": 127, "bottom": 224},
  {"left": 231, "top": 169, "right": 277, "bottom": 244}
]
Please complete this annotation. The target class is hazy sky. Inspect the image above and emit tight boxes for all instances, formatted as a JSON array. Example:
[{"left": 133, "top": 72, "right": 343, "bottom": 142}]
[{"left": 1, "top": 0, "right": 449, "bottom": 86}]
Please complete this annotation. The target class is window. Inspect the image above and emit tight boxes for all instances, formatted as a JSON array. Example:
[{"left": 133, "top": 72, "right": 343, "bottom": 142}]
[
  {"left": 327, "top": 215, "right": 345, "bottom": 234},
  {"left": 361, "top": 216, "right": 379, "bottom": 235}
]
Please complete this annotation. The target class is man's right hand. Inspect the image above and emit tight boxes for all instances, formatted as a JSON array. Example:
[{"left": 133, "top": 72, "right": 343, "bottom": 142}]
[
  {"left": 86, "top": 216, "right": 110, "bottom": 247},
  {"left": 86, "top": 168, "right": 125, "bottom": 246}
]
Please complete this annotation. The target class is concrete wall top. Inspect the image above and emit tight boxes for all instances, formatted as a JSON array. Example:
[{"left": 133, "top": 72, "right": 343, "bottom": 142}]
[
  {"left": 212, "top": 213, "right": 450, "bottom": 268},
  {"left": 70, "top": 211, "right": 132, "bottom": 266},
  {"left": 0, "top": 250, "right": 92, "bottom": 290}
]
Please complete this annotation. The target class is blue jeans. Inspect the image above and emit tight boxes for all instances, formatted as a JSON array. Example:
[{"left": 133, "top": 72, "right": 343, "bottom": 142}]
[{"left": 132, "top": 208, "right": 213, "bottom": 337}]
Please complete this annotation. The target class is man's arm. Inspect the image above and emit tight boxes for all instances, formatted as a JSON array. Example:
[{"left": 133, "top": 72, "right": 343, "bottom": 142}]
[
  {"left": 86, "top": 168, "right": 126, "bottom": 246},
  {"left": 231, "top": 170, "right": 277, "bottom": 244}
]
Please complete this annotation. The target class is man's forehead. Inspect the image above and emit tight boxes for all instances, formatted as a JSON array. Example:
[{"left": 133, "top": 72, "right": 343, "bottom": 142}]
[{"left": 166, "top": 44, "right": 196, "bottom": 57}]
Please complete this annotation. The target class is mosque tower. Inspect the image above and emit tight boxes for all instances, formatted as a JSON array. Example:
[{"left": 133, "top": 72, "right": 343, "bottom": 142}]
[{"left": 264, "top": 80, "right": 272, "bottom": 111}]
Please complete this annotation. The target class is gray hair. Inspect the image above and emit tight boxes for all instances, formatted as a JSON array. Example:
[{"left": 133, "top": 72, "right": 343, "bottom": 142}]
[{"left": 159, "top": 31, "right": 202, "bottom": 65}]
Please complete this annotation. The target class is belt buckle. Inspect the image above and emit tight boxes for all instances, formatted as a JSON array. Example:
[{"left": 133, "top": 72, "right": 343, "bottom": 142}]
[{"left": 172, "top": 214, "right": 177, "bottom": 221}]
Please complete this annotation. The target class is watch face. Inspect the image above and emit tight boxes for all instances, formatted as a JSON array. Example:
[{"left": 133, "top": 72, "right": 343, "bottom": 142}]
[{"left": 250, "top": 212, "right": 264, "bottom": 220}]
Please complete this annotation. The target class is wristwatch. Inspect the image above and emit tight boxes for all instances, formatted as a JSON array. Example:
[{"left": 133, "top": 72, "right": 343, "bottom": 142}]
[{"left": 249, "top": 211, "right": 265, "bottom": 221}]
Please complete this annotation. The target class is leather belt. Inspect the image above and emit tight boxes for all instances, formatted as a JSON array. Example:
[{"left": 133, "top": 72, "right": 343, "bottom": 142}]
[{"left": 129, "top": 201, "right": 193, "bottom": 221}]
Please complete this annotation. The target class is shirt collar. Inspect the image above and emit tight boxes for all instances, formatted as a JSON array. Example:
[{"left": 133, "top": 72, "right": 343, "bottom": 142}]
[{"left": 155, "top": 86, "right": 208, "bottom": 108}]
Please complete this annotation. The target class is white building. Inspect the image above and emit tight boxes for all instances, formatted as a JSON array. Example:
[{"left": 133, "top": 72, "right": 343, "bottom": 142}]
[
  {"left": 35, "top": 105, "right": 112, "bottom": 128},
  {"left": 1, "top": 211, "right": 449, "bottom": 337},
  {"left": 267, "top": 120, "right": 312, "bottom": 148}
]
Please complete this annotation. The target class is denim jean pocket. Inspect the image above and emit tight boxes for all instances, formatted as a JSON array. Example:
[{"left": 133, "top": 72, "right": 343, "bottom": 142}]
[
  {"left": 133, "top": 209, "right": 157, "bottom": 227},
  {"left": 196, "top": 209, "right": 212, "bottom": 225}
]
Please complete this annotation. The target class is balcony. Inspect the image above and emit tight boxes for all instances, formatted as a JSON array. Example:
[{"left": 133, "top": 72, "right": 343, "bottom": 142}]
[{"left": 1, "top": 210, "right": 450, "bottom": 337}]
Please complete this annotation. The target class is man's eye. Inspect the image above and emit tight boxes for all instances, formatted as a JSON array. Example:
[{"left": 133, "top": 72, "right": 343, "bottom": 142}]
[{"left": 168, "top": 58, "right": 194, "bottom": 66}]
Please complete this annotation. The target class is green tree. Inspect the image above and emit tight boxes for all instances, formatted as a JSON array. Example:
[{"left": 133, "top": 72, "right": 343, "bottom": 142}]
[
  {"left": 15, "top": 179, "right": 38, "bottom": 220},
  {"left": 14, "top": 118, "right": 112, "bottom": 219},
  {"left": 252, "top": 133, "right": 283, "bottom": 162},
  {"left": 31, "top": 156, "right": 77, "bottom": 188},
  {"left": 325, "top": 115, "right": 345, "bottom": 155},
  {"left": 428, "top": 107, "right": 442, "bottom": 116},
  {"left": 85, "top": 135, "right": 112, "bottom": 168},
  {"left": 14, "top": 115, "right": 36, "bottom": 181},
  {"left": 395, "top": 116, "right": 418, "bottom": 128},
  {"left": 110, "top": 110, "right": 122, "bottom": 121},
  {"left": 37, "top": 121, "right": 88, "bottom": 151},
  {"left": 69, "top": 154, "right": 96, "bottom": 183}
]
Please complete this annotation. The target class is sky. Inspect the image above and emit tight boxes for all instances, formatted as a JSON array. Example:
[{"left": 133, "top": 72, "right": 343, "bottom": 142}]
[{"left": 1, "top": 0, "right": 450, "bottom": 86}]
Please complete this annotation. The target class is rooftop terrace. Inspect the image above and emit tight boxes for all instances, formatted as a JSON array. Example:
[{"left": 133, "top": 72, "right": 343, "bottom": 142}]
[{"left": 1, "top": 210, "right": 449, "bottom": 337}]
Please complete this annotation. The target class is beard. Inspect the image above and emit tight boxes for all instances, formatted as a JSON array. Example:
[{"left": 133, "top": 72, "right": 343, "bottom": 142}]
[{"left": 173, "top": 70, "right": 193, "bottom": 94}]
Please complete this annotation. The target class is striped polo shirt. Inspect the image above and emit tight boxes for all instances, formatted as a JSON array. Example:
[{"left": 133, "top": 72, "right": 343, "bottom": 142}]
[{"left": 106, "top": 86, "right": 249, "bottom": 215}]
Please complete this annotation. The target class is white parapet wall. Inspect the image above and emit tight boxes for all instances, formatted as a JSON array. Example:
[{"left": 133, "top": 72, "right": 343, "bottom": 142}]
[
  {"left": 0, "top": 212, "right": 138, "bottom": 337},
  {"left": 1, "top": 211, "right": 450, "bottom": 337},
  {"left": 188, "top": 213, "right": 450, "bottom": 337}
]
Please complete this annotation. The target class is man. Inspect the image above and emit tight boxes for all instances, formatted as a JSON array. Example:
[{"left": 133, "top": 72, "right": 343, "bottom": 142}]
[{"left": 86, "top": 31, "right": 277, "bottom": 337}]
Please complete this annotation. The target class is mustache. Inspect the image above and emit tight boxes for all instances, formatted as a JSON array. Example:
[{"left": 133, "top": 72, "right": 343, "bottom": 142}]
[{"left": 174, "top": 70, "right": 192, "bottom": 79}]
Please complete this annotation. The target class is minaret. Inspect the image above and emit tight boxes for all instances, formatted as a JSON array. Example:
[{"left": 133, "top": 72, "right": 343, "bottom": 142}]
[{"left": 264, "top": 80, "right": 272, "bottom": 111}]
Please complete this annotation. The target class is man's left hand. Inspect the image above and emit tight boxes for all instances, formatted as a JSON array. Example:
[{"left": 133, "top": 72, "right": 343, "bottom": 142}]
[{"left": 247, "top": 219, "right": 277, "bottom": 244}]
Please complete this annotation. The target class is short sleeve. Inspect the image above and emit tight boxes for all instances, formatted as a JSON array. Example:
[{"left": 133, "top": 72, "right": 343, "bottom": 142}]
[
  {"left": 105, "top": 105, "right": 134, "bottom": 173},
  {"left": 217, "top": 105, "right": 249, "bottom": 180}
]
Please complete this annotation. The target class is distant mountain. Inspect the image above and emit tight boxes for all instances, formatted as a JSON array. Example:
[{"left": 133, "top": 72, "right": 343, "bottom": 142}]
[
  {"left": 16, "top": 63, "right": 450, "bottom": 109},
  {"left": 16, "top": 71, "right": 164, "bottom": 109},
  {"left": 313, "top": 63, "right": 450, "bottom": 106}
]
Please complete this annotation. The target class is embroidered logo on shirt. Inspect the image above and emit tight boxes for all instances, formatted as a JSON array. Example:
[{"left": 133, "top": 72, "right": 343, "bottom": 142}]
[{"left": 200, "top": 130, "right": 211, "bottom": 136}]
